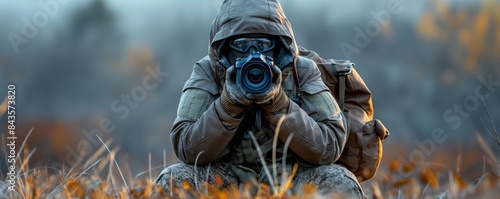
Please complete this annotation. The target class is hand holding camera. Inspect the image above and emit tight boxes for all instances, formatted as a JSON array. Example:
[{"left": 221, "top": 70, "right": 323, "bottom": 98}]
[
  {"left": 223, "top": 65, "right": 253, "bottom": 107},
  {"left": 232, "top": 52, "right": 289, "bottom": 113}
]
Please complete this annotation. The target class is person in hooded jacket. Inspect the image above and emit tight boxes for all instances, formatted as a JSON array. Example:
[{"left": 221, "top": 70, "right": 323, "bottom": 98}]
[{"left": 155, "top": 0, "right": 364, "bottom": 197}]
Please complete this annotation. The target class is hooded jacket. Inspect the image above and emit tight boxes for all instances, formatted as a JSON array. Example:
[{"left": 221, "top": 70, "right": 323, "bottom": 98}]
[{"left": 170, "top": 0, "right": 347, "bottom": 167}]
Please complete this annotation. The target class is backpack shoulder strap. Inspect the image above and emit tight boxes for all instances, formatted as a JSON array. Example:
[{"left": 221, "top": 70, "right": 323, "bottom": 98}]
[
  {"left": 334, "top": 60, "right": 354, "bottom": 112},
  {"left": 286, "top": 58, "right": 354, "bottom": 111}
]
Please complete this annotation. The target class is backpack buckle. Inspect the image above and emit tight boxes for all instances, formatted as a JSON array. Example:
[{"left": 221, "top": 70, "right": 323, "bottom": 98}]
[{"left": 336, "top": 61, "right": 353, "bottom": 76}]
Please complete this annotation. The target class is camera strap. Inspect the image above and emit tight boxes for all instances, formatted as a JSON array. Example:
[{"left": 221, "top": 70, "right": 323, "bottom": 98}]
[
  {"left": 291, "top": 62, "right": 301, "bottom": 95},
  {"left": 283, "top": 75, "right": 298, "bottom": 105},
  {"left": 283, "top": 63, "right": 302, "bottom": 106},
  {"left": 287, "top": 63, "right": 302, "bottom": 106}
]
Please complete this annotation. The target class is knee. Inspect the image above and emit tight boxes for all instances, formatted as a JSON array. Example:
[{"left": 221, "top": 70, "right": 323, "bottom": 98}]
[
  {"left": 293, "top": 164, "right": 364, "bottom": 198},
  {"left": 318, "top": 164, "right": 364, "bottom": 197},
  {"left": 155, "top": 163, "right": 194, "bottom": 187},
  {"left": 326, "top": 164, "right": 358, "bottom": 182}
]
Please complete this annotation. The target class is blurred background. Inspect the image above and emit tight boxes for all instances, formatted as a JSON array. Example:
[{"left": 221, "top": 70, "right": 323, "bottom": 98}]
[{"left": 0, "top": 0, "right": 499, "bottom": 181}]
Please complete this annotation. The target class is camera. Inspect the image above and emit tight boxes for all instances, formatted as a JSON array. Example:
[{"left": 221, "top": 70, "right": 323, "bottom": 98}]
[{"left": 235, "top": 52, "right": 274, "bottom": 93}]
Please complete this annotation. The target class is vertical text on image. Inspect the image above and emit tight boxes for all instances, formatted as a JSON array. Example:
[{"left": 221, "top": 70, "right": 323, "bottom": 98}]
[{"left": 6, "top": 84, "right": 17, "bottom": 192}]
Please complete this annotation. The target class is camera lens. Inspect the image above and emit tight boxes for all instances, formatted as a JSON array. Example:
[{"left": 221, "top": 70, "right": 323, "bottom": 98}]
[
  {"left": 248, "top": 68, "right": 264, "bottom": 84},
  {"left": 241, "top": 63, "right": 271, "bottom": 93},
  {"left": 235, "top": 52, "right": 274, "bottom": 93}
]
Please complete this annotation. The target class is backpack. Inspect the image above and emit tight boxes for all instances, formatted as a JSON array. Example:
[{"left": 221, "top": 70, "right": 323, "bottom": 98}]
[{"left": 293, "top": 46, "right": 390, "bottom": 182}]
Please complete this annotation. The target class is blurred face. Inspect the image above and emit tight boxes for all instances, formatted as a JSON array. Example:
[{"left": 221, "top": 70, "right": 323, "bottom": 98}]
[{"left": 226, "top": 34, "right": 276, "bottom": 66}]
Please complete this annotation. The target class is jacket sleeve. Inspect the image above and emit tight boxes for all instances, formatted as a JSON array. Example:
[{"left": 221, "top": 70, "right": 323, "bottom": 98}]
[
  {"left": 170, "top": 58, "right": 241, "bottom": 165},
  {"left": 265, "top": 58, "right": 348, "bottom": 165}
]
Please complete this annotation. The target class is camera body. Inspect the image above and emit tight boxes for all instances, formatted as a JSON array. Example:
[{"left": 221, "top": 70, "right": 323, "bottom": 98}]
[{"left": 235, "top": 52, "right": 274, "bottom": 93}]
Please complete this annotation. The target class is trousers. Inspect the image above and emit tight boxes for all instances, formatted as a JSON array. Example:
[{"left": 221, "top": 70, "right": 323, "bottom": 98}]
[{"left": 155, "top": 161, "right": 364, "bottom": 198}]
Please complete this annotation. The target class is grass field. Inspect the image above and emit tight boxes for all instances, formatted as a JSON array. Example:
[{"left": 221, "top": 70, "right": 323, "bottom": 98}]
[
  {"left": 1, "top": 133, "right": 498, "bottom": 199},
  {"left": 1, "top": 117, "right": 499, "bottom": 198}
]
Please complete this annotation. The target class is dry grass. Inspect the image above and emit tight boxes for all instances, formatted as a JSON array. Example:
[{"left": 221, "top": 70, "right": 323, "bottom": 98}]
[
  {"left": 367, "top": 141, "right": 500, "bottom": 199},
  {"left": 0, "top": 138, "right": 340, "bottom": 199},
  {"left": 1, "top": 113, "right": 499, "bottom": 198},
  {"left": 0, "top": 134, "right": 499, "bottom": 199},
  {"left": 360, "top": 103, "right": 500, "bottom": 199}
]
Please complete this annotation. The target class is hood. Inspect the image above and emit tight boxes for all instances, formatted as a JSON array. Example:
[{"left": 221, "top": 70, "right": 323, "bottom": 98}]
[{"left": 208, "top": 0, "right": 298, "bottom": 73}]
